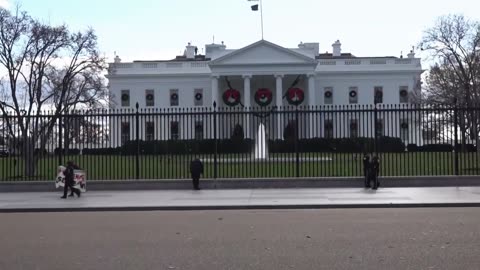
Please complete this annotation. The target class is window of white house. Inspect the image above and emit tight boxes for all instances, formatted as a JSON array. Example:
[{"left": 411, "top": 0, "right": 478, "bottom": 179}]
[
  {"left": 145, "top": 90, "right": 155, "bottom": 107},
  {"left": 121, "top": 122, "right": 130, "bottom": 145},
  {"left": 195, "top": 121, "right": 203, "bottom": 139},
  {"left": 324, "top": 119, "right": 334, "bottom": 138},
  {"left": 399, "top": 86, "right": 409, "bottom": 103},
  {"left": 145, "top": 121, "right": 155, "bottom": 141},
  {"left": 374, "top": 86, "right": 383, "bottom": 104},
  {"left": 350, "top": 119, "right": 358, "bottom": 138},
  {"left": 170, "top": 89, "right": 179, "bottom": 106},
  {"left": 171, "top": 121, "right": 179, "bottom": 140},
  {"left": 194, "top": 89, "right": 203, "bottom": 106},
  {"left": 324, "top": 87, "right": 333, "bottom": 104},
  {"left": 422, "top": 129, "right": 438, "bottom": 141},
  {"left": 375, "top": 119, "right": 384, "bottom": 137},
  {"left": 121, "top": 90, "right": 130, "bottom": 107},
  {"left": 349, "top": 87, "right": 358, "bottom": 104},
  {"left": 400, "top": 119, "right": 409, "bottom": 141}
]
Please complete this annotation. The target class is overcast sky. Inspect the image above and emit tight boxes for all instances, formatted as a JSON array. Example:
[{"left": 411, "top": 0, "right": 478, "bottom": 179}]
[{"left": 4, "top": 0, "right": 480, "bottom": 64}]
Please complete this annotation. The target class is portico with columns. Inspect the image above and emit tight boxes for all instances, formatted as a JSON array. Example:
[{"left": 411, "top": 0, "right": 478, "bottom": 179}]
[
  {"left": 209, "top": 73, "right": 316, "bottom": 138},
  {"left": 209, "top": 40, "right": 318, "bottom": 139}
]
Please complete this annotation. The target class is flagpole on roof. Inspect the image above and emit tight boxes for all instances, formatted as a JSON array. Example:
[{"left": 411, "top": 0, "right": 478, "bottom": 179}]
[
  {"left": 249, "top": 0, "right": 264, "bottom": 40},
  {"left": 260, "top": 0, "right": 264, "bottom": 40}
]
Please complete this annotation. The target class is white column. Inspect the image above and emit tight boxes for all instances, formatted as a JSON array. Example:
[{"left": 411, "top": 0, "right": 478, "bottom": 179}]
[
  {"left": 275, "top": 74, "right": 284, "bottom": 139},
  {"left": 243, "top": 74, "right": 252, "bottom": 138},
  {"left": 308, "top": 73, "right": 316, "bottom": 138},
  {"left": 211, "top": 75, "right": 219, "bottom": 107},
  {"left": 243, "top": 75, "right": 252, "bottom": 107},
  {"left": 275, "top": 74, "right": 283, "bottom": 108}
]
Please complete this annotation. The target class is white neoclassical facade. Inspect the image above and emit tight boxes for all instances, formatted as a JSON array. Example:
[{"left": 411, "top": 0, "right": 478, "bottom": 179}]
[{"left": 107, "top": 39, "right": 423, "bottom": 146}]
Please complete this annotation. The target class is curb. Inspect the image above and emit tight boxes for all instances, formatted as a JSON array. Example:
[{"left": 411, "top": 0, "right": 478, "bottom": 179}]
[
  {"left": 1, "top": 176, "right": 480, "bottom": 192},
  {"left": 2, "top": 202, "right": 480, "bottom": 213}
]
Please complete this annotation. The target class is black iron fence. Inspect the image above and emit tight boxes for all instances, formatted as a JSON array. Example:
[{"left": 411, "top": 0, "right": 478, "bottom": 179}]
[{"left": 1, "top": 104, "right": 479, "bottom": 181}]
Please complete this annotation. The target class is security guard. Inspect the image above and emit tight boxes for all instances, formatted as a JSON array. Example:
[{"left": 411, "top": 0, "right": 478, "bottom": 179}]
[
  {"left": 363, "top": 154, "right": 371, "bottom": 188},
  {"left": 190, "top": 158, "right": 204, "bottom": 190},
  {"left": 371, "top": 156, "right": 380, "bottom": 190}
]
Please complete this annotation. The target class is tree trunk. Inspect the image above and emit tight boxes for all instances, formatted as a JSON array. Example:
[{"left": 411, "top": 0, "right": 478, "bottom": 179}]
[
  {"left": 459, "top": 112, "right": 467, "bottom": 153},
  {"left": 475, "top": 109, "right": 480, "bottom": 153},
  {"left": 22, "top": 137, "right": 36, "bottom": 177},
  {"left": 64, "top": 131, "right": 70, "bottom": 156}
]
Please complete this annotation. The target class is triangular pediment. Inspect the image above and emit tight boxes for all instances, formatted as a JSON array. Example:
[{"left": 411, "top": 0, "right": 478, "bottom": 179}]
[{"left": 209, "top": 40, "right": 316, "bottom": 66}]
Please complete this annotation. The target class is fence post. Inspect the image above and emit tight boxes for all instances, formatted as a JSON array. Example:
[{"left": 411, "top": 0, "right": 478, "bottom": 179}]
[
  {"left": 454, "top": 101, "right": 459, "bottom": 176},
  {"left": 373, "top": 104, "right": 378, "bottom": 156},
  {"left": 213, "top": 102, "right": 218, "bottom": 179},
  {"left": 58, "top": 110, "right": 63, "bottom": 166},
  {"left": 135, "top": 103, "right": 140, "bottom": 180},
  {"left": 295, "top": 106, "right": 300, "bottom": 178}
]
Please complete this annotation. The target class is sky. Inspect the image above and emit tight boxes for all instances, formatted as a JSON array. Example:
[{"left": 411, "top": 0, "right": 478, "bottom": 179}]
[{"left": 3, "top": 0, "right": 480, "bottom": 64}]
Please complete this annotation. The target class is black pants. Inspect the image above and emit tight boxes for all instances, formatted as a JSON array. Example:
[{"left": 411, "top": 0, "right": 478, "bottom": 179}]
[
  {"left": 192, "top": 174, "right": 200, "bottom": 189},
  {"left": 373, "top": 170, "right": 380, "bottom": 189},
  {"left": 364, "top": 168, "right": 370, "bottom": 187},
  {"left": 63, "top": 180, "right": 80, "bottom": 197}
]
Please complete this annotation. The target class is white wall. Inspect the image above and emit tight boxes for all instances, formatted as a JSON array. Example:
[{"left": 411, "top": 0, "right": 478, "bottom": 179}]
[
  {"left": 110, "top": 76, "right": 212, "bottom": 109},
  {"left": 315, "top": 73, "right": 417, "bottom": 105},
  {"left": 108, "top": 71, "right": 422, "bottom": 146}
]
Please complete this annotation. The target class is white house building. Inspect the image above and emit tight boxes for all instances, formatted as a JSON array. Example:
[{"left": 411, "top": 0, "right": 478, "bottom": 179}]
[{"left": 106, "top": 39, "right": 423, "bottom": 146}]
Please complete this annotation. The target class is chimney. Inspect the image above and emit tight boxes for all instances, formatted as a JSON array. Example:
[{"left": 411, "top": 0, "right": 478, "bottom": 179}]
[
  {"left": 205, "top": 41, "right": 227, "bottom": 58},
  {"left": 332, "top": 40, "right": 342, "bottom": 57},
  {"left": 185, "top": 42, "right": 196, "bottom": 59},
  {"left": 298, "top": 42, "right": 320, "bottom": 56},
  {"left": 407, "top": 50, "right": 415, "bottom": 59},
  {"left": 114, "top": 55, "right": 121, "bottom": 63}
]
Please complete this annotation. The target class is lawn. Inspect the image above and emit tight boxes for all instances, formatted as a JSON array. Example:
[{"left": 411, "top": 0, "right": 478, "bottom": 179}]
[{"left": 1, "top": 152, "right": 479, "bottom": 181}]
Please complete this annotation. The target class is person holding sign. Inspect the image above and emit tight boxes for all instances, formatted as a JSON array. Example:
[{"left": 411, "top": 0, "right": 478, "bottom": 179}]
[{"left": 61, "top": 161, "right": 81, "bottom": 199}]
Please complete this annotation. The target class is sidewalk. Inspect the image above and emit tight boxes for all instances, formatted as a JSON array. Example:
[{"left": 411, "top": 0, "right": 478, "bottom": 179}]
[{"left": 2, "top": 187, "right": 480, "bottom": 212}]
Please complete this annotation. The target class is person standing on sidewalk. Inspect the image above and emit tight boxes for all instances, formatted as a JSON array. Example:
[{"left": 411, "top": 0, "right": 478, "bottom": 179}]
[
  {"left": 61, "top": 161, "right": 81, "bottom": 199},
  {"left": 363, "top": 153, "right": 371, "bottom": 188},
  {"left": 371, "top": 156, "right": 381, "bottom": 190},
  {"left": 190, "top": 158, "right": 204, "bottom": 190}
]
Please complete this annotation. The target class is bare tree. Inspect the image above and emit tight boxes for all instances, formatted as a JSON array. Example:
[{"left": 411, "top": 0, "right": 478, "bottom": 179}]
[
  {"left": 0, "top": 7, "right": 106, "bottom": 177},
  {"left": 46, "top": 29, "right": 108, "bottom": 153},
  {"left": 420, "top": 14, "right": 480, "bottom": 151}
]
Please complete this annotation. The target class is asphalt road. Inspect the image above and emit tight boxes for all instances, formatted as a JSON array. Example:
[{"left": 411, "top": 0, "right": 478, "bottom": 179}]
[{"left": 1, "top": 208, "right": 480, "bottom": 270}]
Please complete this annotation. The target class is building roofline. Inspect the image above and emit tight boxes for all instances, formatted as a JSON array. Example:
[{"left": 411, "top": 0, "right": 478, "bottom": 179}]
[{"left": 210, "top": 39, "right": 317, "bottom": 65}]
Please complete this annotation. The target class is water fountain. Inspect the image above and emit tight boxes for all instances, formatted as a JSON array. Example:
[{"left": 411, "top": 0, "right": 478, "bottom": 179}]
[
  {"left": 254, "top": 123, "right": 268, "bottom": 159},
  {"left": 202, "top": 122, "right": 332, "bottom": 163}
]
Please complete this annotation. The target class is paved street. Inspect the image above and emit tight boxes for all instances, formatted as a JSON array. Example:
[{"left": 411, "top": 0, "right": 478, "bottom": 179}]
[{"left": 1, "top": 208, "right": 480, "bottom": 270}]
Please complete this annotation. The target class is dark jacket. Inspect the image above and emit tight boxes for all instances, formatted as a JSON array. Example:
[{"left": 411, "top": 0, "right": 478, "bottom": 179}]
[
  {"left": 190, "top": 159, "right": 204, "bottom": 176},
  {"left": 64, "top": 165, "right": 74, "bottom": 184},
  {"left": 363, "top": 155, "right": 370, "bottom": 171},
  {"left": 65, "top": 164, "right": 80, "bottom": 184},
  {"left": 372, "top": 157, "right": 380, "bottom": 175}
]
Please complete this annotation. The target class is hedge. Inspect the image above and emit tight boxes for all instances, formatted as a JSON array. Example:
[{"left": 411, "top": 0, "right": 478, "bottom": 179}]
[
  {"left": 455, "top": 144, "right": 477, "bottom": 153},
  {"left": 406, "top": 144, "right": 477, "bottom": 152},
  {"left": 269, "top": 136, "right": 405, "bottom": 153},
  {"left": 76, "top": 137, "right": 408, "bottom": 155},
  {"left": 82, "top": 147, "right": 122, "bottom": 155},
  {"left": 121, "top": 139, "right": 255, "bottom": 155},
  {"left": 54, "top": 148, "right": 81, "bottom": 155},
  {"left": 34, "top": 149, "right": 48, "bottom": 156}
]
